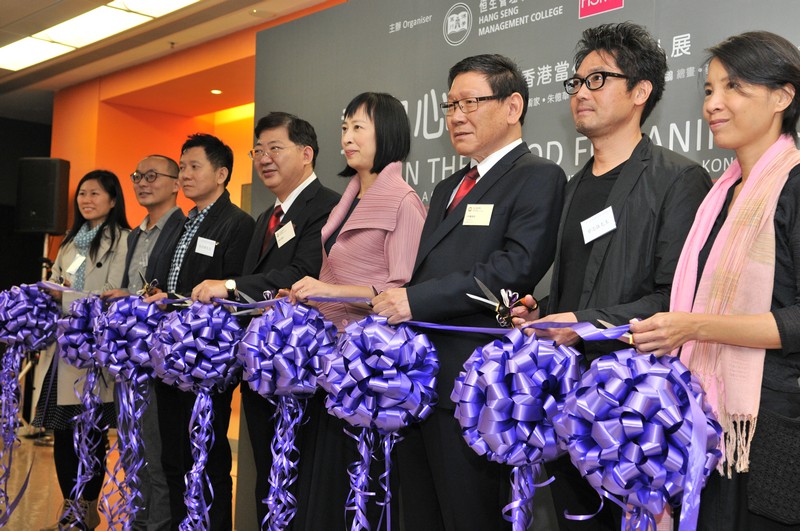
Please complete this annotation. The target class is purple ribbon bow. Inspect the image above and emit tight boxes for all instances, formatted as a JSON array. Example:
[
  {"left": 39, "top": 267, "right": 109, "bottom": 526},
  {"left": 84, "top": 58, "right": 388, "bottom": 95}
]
[
  {"left": 451, "top": 328, "right": 583, "bottom": 531},
  {"left": 554, "top": 349, "right": 722, "bottom": 530},
  {"left": 319, "top": 314, "right": 439, "bottom": 531},
  {"left": 237, "top": 299, "right": 337, "bottom": 529}
]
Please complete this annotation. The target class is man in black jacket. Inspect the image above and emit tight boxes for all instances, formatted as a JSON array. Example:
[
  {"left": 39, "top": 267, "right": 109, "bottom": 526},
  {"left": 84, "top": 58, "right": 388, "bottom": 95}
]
[
  {"left": 514, "top": 22, "right": 712, "bottom": 530},
  {"left": 148, "top": 133, "right": 255, "bottom": 531},
  {"left": 103, "top": 154, "right": 184, "bottom": 530},
  {"left": 191, "top": 113, "right": 340, "bottom": 525}
]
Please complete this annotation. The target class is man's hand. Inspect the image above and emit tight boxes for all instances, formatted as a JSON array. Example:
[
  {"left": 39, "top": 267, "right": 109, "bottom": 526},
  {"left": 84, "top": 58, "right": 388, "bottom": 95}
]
[
  {"left": 143, "top": 289, "right": 168, "bottom": 305},
  {"left": 191, "top": 280, "right": 227, "bottom": 303},
  {"left": 372, "top": 288, "right": 412, "bottom": 325},
  {"left": 510, "top": 294, "right": 540, "bottom": 327},
  {"left": 101, "top": 289, "right": 130, "bottom": 300},
  {"left": 529, "top": 311, "right": 580, "bottom": 346}
]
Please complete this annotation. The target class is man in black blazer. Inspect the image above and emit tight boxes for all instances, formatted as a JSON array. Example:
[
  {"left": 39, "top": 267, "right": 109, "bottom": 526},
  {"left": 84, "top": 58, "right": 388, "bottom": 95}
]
[
  {"left": 103, "top": 154, "right": 184, "bottom": 530},
  {"left": 513, "top": 23, "right": 711, "bottom": 530},
  {"left": 191, "top": 112, "right": 340, "bottom": 525},
  {"left": 373, "top": 54, "right": 566, "bottom": 530},
  {"left": 148, "top": 133, "right": 255, "bottom": 531}
]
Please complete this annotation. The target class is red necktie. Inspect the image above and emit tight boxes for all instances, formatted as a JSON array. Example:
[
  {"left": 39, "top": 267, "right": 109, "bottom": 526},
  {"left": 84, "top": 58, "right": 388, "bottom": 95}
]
[
  {"left": 447, "top": 166, "right": 479, "bottom": 215},
  {"left": 260, "top": 205, "right": 283, "bottom": 255}
]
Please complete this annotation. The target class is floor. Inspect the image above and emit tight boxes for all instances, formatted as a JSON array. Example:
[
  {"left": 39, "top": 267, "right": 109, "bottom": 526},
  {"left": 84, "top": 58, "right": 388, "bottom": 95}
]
[{"left": 3, "top": 384, "right": 241, "bottom": 531}]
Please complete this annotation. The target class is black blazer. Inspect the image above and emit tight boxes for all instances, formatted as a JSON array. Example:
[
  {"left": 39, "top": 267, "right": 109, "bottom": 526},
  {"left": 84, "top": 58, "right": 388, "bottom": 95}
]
[
  {"left": 406, "top": 142, "right": 566, "bottom": 407},
  {"left": 546, "top": 136, "right": 711, "bottom": 331},
  {"left": 120, "top": 207, "right": 186, "bottom": 289},
  {"left": 154, "top": 189, "right": 255, "bottom": 295},
  {"left": 235, "top": 179, "right": 340, "bottom": 299}
]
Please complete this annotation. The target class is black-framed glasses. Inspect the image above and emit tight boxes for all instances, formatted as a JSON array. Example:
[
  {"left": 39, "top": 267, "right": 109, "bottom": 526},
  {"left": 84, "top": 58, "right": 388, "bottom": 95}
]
[
  {"left": 563, "top": 71, "right": 629, "bottom": 95},
  {"left": 131, "top": 170, "right": 178, "bottom": 183},
  {"left": 439, "top": 95, "right": 501, "bottom": 115},
  {"left": 248, "top": 145, "right": 297, "bottom": 160}
]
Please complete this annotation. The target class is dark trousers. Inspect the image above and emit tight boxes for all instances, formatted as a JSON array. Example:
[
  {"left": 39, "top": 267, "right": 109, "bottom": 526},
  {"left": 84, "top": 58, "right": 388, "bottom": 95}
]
[
  {"left": 155, "top": 381, "right": 234, "bottom": 531},
  {"left": 240, "top": 384, "right": 277, "bottom": 526},
  {"left": 396, "top": 407, "right": 510, "bottom": 531},
  {"left": 544, "top": 454, "right": 622, "bottom": 530},
  {"left": 53, "top": 428, "right": 108, "bottom": 501}
]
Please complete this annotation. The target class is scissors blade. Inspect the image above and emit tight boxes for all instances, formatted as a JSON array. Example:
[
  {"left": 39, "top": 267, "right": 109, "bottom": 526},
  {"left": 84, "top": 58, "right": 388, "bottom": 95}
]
[
  {"left": 467, "top": 293, "right": 499, "bottom": 309},
  {"left": 597, "top": 319, "right": 634, "bottom": 345},
  {"left": 473, "top": 277, "right": 500, "bottom": 304}
]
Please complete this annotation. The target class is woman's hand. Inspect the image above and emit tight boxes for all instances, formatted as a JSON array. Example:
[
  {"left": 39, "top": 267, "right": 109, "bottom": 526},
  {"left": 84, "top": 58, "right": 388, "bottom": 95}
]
[
  {"left": 290, "top": 277, "right": 335, "bottom": 304},
  {"left": 629, "top": 312, "right": 698, "bottom": 356}
]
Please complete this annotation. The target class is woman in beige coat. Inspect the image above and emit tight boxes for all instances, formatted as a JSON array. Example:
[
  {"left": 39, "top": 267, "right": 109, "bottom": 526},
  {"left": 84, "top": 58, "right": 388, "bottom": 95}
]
[{"left": 33, "top": 169, "right": 130, "bottom": 530}]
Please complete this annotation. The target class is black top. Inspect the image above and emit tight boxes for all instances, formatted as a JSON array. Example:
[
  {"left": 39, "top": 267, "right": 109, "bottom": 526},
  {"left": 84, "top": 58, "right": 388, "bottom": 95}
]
[
  {"left": 557, "top": 164, "right": 621, "bottom": 313},
  {"left": 324, "top": 197, "right": 359, "bottom": 255},
  {"left": 697, "top": 165, "right": 800, "bottom": 417}
]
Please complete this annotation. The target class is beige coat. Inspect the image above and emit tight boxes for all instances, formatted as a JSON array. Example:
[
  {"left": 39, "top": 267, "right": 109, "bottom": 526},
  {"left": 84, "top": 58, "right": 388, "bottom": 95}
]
[{"left": 40, "top": 227, "right": 128, "bottom": 406}]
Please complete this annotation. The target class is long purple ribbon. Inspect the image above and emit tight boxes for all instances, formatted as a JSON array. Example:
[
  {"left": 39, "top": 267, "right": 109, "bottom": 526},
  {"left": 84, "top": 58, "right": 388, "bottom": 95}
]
[
  {"left": 181, "top": 392, "right": 214, "bottom": 531},
  {"left": 451, "top": 328, "right": 583, "bottom": 530},
  {"left": 554, "top": 350, "right": 722, "bottom": 529}
]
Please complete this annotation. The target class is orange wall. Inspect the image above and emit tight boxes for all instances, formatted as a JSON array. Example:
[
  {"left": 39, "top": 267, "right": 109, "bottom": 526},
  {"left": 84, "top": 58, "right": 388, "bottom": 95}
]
[{"left": 48, "top": 0, "right": 347, "bottom": 259}]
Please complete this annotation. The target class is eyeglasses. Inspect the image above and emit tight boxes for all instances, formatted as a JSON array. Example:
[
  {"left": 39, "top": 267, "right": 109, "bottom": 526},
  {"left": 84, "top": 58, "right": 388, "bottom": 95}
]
[
  {"left": 131, "top": 170, "right": 178, "bottom": 183},
  {"left": 439, "top": 95, "right": 502, "bottom": 115},
  {"left": 248, "top": 145, "right": 296, "bottom": 160},
  {"left": 563, "top": 71, "right": 629, "bottom": 95}
]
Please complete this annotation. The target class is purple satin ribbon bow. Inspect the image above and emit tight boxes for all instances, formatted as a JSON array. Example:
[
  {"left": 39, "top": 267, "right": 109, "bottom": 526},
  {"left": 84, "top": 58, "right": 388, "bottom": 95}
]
[
  {"left": 237, "top": 299, "right": 337, "bottom": 529},
  {"left": 151, "top": 301, "right": 243, "bottom": 530},
  {"left": 0, "top": 284, "right": 59, "bottom": 524},
  {"left": 554, "top": 349, "right": 722, "bottom": 530},
  {"left": 319, "top": 314, "right": 439, "bottom": 531},
  {"left": 451, "top": 328, "right": 583, "bottom": 531}
]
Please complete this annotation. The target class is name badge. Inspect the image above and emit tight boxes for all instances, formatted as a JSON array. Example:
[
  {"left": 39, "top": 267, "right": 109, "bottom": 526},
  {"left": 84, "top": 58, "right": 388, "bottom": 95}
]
[
  {"left": 275, "top": 223, "right": 296, "bottom": 248},
  {"left": 581, "top": 206, "right": 616, "bottom": 244},
  {"left": 195, "top": 237, "right": 217, "bottom": 257},
  {"left": 65, "top": 254, "right": 86, "bottom": 275},
  {"left": 463, "top": 204, "right": 494, "bottom": 226}
]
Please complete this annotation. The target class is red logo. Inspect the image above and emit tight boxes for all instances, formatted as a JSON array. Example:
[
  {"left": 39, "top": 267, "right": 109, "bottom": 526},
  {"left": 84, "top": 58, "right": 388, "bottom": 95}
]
[{"left": 578, "top": 0, "right": 624, "bottom": 19}]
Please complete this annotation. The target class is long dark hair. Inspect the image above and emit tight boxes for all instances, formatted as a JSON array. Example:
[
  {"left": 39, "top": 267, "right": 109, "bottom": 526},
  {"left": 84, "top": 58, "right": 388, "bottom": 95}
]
[{"left": 61, "top": 170, "right": 130, "bottom": 260}]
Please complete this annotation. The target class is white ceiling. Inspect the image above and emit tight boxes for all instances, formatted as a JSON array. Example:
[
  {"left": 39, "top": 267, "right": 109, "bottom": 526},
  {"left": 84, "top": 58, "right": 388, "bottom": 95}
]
[{"left": 0, "top": 0, "right": 327, "bottom": 123}]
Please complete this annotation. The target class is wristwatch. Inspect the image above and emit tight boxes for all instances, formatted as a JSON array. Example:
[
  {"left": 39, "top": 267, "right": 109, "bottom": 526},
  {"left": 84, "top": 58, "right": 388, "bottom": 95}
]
[{"left": 224, "top": 279, "right": 237, "bottom": 300}]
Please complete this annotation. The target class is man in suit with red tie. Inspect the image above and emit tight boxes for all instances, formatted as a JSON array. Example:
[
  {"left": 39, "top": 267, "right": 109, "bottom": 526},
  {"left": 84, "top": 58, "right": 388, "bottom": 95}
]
[
  {"left": 373, "top": 54, "right": 566, "bottom": 529},
  {"left": 192, "top": 112, "right": 339, "bottom": 526}
]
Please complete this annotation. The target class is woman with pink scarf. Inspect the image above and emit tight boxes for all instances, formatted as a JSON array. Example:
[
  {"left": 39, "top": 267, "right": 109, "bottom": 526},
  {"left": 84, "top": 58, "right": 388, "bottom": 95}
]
[{"left": 631, "top": 32, "right": 800, "bottom": 529}]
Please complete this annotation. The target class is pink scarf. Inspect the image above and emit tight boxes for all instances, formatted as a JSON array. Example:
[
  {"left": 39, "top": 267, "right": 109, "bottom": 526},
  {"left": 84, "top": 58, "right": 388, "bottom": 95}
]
[{"left": 671, "top": 134, "right": 800, "bottom": 474}]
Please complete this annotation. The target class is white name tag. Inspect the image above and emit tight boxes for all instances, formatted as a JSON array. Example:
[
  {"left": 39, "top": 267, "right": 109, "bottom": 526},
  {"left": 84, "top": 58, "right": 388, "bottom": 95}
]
[
  {"left": 65, "top": 254, "right": 86, "bottom": 275},
  {"left": 275, "top": 223, "right": 296, "bottom": 248},
  {"left": 195, "top": 237, "right": 217, "bottom": 257},
  {"left": 463, "top": 204, "right": 494, "bottom": 226},
  {"left": 581, "top": 206, "right": 616, "bottom": 244}
]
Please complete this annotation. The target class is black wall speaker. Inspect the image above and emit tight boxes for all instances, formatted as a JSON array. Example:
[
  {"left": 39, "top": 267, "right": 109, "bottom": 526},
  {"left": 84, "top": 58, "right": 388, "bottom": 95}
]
[{"left": 15, "top": 157, "right": 70, "bottom": 234}]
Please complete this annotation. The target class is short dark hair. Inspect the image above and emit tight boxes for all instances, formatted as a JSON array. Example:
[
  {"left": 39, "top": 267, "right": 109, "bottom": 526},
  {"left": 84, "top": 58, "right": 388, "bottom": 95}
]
[
  {"left": 181, "top": 133, "right": 234, "bottom": 186},
  {"left": 255, "top": 112, "right": 320, "bottom": 167},
  {"left": 62, "top": 170, "right": 130, "bottom": 260},
  {"left": 447, "top": 54, "right": 529, "bottom": 125},
  {"left": 574, "top": 22, "right": 667, "bottom": 124},
  {"left": 339, "top": 92, "right": 411, "bottom": 177},
  {"left": 144, "top": 154, "right": 179, "bottom": 177},
  {"left": 707, "top": 31, "right": 800, "bottom": 138}
]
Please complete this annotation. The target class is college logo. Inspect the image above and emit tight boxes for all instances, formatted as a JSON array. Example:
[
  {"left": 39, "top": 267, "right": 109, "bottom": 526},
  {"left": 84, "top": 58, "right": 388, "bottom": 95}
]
[
  {"left": 578, "top": 0, "right": 624, "bottom": 19},
  {"left": 443, "top": 3, "right": 472, "bottom": 46}
]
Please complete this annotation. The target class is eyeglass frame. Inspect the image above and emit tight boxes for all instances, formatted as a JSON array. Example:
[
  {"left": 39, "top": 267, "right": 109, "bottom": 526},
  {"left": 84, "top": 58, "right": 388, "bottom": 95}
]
[
  {"left": 439, "top": 95, "right": 503, "bottom": 115},
  {"left": 130, "top": 170, "right": 178, "bottom": 184},
  {"left": 563, "top": 71, "right": 629, "bottom": 95},
  {"left": 248, "top": 144, "right": 300, "bottom": 161}
]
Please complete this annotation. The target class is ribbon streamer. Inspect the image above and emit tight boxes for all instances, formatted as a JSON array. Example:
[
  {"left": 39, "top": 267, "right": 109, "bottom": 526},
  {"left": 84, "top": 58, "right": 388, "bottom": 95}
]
[
  {"left": 95, "top": 296, "right": 166, "bottom": 528},
  {"left": 554, "top": 349, "right": 723, "bottom": 529},
  {"left": 237, "top": 299, "right": 337, "bottom": 530},
  {"left": 451, "top": 328, "right": 583, "bottom": 530},
  {"left": 151, "top": 302, "right": 243, "bottom": 530},
  {"left": 0, "top": 284, "right": 59, "bottom": 524},
  {"left": 319, "top": 315, "right": 439, "bottom": 530}
]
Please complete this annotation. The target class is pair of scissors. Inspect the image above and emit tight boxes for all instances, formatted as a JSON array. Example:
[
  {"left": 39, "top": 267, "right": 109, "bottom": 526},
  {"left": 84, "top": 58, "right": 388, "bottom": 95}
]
[
  {"left": 466, "top": 277, "right": 534, "bottom": 327},
  {"left": 136, "top": 272, "right": 160, "bottom": 297}
]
